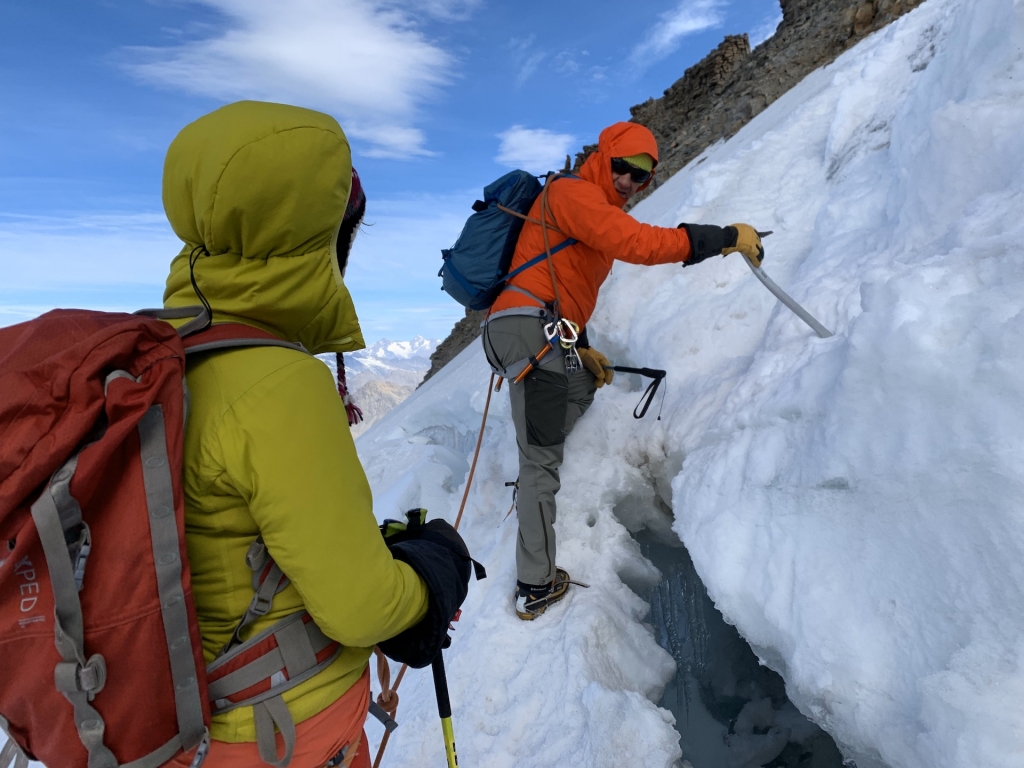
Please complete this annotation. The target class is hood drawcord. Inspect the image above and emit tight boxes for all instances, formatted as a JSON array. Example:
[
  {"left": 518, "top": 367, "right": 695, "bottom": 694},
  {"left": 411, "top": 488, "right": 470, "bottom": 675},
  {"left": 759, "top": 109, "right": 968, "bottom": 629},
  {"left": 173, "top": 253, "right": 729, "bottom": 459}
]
[
  {"left": 188, "top": 244, "right": 214, "bottom": 333},
  {"left": 335, "top": 353, "right": 363, "bottom": 427}
]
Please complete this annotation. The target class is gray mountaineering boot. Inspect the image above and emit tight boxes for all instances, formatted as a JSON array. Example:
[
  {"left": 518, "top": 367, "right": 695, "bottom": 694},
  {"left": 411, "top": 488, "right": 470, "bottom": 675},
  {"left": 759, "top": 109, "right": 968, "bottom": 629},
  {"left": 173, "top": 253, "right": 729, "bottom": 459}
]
[{"left": 515, "top": 567, "right": 572, "bottom": 620}]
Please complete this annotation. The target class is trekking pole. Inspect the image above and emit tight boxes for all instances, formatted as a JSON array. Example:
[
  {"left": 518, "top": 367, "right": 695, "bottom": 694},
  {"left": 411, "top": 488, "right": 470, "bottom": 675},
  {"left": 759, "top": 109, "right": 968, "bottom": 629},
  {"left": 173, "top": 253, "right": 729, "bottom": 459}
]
[
  {"left": 432, "top": 653, "right": 459, "bottom": 768},
  {"left": 747, "top": 231, "right": 833, "bottom": 338}
]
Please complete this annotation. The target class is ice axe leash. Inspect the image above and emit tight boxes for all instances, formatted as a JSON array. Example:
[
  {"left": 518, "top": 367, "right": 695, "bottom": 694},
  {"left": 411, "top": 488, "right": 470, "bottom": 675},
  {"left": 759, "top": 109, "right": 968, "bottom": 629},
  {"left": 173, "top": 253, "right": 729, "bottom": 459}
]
[
  {"left": 603, "top": 365, "right": 667, "bottom": 420},
  {"left": 748, "top": 231, "right": 833, "bottom": 338}
]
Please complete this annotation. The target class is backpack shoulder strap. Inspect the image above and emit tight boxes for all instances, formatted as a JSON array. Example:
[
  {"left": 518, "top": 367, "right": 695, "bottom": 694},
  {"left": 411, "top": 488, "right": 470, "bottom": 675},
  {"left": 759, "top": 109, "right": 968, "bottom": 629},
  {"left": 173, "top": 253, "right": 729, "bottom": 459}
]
[
  {"left": 181, "top": 323, "right": 308, "bottom": 356},
  {"left": 135, "top": 307, "right": 308, "bottom": 356}
]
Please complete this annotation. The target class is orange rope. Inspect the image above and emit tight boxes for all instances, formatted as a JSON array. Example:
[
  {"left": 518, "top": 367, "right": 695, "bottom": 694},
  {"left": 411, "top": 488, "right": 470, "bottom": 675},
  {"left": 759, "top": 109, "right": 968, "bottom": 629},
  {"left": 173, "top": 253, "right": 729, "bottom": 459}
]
[
  {"left": 372, "top": 371, "right": 495, "bottom": 767},
  {"left": 454, "top": 372, "right": 494, "bottom": 530}
]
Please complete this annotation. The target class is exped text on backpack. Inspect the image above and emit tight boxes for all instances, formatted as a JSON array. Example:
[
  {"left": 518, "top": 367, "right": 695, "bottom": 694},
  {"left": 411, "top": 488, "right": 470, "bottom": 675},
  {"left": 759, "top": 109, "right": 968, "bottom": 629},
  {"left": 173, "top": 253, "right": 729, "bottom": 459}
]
[
  {"left": 0, "top": 309, "right": 341, "bottom": 768},
  {"left": 439, "top": 170, "right": 577, "bottom": 311}
]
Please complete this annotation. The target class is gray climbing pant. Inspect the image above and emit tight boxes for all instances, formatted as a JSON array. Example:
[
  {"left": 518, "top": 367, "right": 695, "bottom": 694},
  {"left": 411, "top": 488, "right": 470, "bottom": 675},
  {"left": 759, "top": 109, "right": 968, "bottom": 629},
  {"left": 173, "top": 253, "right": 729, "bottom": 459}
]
[{"left": 482, "top": 314, "right": 596, "bottom": 585}]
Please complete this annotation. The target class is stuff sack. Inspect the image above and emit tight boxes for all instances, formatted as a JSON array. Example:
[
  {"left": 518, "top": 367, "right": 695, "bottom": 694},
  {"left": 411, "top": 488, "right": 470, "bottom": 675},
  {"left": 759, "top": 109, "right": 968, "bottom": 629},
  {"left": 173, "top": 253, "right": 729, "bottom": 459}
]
[{"left": 439, "top": 170, "right": 544, "bottom": 310}]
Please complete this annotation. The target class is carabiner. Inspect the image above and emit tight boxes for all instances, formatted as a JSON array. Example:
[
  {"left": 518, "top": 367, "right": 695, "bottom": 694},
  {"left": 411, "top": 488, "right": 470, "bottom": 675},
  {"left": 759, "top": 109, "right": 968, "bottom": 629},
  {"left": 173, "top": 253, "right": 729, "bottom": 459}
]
[{"left": 556, "top": 319, "right": 579, "bottom": 349}]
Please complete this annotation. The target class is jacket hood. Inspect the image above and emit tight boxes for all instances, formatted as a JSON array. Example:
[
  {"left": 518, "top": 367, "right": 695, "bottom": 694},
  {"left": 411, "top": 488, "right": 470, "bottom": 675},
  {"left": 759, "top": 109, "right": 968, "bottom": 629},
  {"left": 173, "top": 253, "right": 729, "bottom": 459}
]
[
  {"left": 162, "top": 100, "right": 365, "bottom": 354},
  {"left": 579, "top": 122, "right": 660, "bottom": 208}
]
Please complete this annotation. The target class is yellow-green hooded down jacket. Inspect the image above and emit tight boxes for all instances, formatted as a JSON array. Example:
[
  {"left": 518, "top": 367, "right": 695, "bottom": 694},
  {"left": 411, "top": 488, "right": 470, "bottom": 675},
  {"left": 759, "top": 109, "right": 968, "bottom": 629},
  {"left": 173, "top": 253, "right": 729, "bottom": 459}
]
[{"left": 162, "top": 101, "right": 429, "bottom": 743}]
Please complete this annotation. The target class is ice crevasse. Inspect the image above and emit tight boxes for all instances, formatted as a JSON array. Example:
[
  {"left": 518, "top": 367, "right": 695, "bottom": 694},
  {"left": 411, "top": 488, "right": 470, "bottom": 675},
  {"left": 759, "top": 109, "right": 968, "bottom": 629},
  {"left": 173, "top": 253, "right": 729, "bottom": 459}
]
[{"left": 356, "top": 0, "right": 1024, "bottom": 766}]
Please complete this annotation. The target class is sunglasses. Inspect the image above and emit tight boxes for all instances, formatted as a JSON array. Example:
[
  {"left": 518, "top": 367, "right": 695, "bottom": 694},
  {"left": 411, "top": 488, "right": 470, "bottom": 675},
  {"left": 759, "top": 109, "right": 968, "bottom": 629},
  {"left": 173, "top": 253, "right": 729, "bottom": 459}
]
[{"left": 610, "top": 157, "right": 653, "bottom": 184}]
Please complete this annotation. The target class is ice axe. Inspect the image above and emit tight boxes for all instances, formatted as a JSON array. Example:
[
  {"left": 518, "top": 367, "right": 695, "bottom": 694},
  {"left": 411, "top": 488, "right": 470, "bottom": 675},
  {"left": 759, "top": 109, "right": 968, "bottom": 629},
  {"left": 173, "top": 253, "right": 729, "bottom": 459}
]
[{"left": 748, "top": 231, "right": 833, "bottom": 338}]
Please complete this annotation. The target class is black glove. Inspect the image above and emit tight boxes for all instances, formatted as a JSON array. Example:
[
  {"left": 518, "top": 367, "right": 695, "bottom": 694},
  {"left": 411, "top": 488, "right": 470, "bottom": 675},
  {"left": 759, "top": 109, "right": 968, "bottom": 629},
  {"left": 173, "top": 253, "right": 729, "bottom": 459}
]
[
  {"left": 378, "top": 511, "right": 484, "bottom": 668},
  {"left": 678, "top": 223, "right": 738, "bottom": 265}
]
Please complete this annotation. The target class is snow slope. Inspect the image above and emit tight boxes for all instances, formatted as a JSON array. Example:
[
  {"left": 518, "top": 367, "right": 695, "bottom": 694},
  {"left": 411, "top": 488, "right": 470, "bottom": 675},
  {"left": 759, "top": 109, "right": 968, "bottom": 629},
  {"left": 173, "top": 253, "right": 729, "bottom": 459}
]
[{"left": 355, "top": 1, "right": 1024, "bottom": 766}]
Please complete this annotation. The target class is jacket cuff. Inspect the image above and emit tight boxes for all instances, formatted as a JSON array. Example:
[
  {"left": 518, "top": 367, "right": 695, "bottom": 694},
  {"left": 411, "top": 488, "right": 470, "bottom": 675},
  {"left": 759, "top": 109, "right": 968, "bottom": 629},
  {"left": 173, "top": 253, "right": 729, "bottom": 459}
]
[
  {"left": 679, "top": 223, "right": 734, "bottom": 264},
  {"left": 378, "top": 539, "right": 469, "bottom": 668}
]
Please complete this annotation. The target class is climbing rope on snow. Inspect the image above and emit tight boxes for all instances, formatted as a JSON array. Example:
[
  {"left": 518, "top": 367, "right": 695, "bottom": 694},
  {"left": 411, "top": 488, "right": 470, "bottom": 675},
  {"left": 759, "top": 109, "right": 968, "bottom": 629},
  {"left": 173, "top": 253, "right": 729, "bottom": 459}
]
[
  {"left": 454, "top": 372, "right": 495, "bottom": 530},
  {"left": 372, "top": 371, "right": 496, "bottom": 768}
]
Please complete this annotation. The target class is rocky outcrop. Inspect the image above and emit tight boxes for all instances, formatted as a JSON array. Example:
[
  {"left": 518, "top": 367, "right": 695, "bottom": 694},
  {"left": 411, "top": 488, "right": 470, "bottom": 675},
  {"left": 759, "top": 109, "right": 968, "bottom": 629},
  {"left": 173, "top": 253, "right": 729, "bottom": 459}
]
[
  {"left": 426, "top": 0, "right": 926, "bottom": 378},
  {"left": 622, "top": 0, "right": 926, "bottom": 205},
  {"left": 350, "top": 380, "right": 416, "bottom": 437},
  {"left": 421, "top": 308, "right": 487, "bottom": 384}
]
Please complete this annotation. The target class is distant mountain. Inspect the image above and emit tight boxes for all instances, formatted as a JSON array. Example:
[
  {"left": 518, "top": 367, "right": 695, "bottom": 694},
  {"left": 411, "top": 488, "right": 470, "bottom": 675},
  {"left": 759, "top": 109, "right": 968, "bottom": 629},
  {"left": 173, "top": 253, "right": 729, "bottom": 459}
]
[
  {"left": 318, "top": 337, "right": 438, "bottom": 435},
  {"left": 348, "top": 380, "right": 416, "bottom": 437}
]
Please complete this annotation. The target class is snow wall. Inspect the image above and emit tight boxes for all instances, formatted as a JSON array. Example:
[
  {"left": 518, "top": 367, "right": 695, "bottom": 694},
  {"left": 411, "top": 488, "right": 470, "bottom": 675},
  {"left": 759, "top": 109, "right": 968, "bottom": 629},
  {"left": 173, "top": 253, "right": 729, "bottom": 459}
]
[{"left": 356, "top": 0, "right": 1024, "bottom": 765}]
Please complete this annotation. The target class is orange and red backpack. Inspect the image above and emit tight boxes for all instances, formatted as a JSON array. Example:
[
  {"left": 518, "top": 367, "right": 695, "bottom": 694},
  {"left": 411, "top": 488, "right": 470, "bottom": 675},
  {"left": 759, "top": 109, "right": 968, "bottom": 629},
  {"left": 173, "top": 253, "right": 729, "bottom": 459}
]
[{"left": 0, "top": 308, "right": 342, "bottom": 768}]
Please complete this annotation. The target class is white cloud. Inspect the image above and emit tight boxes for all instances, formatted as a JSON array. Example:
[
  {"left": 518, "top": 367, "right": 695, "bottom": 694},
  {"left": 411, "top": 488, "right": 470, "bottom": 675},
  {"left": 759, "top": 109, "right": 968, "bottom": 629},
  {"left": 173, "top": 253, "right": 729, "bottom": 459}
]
[
  {"left": 0, "top": 198, "right": 471, "bottom": 341},
  {"left": 508, "top": 35, "right": 546, "bottom": 86},
  {"left": 629, "top": 0, "right": 728, "bottom": 67},
  {"left": 495, "top": 126, "right": 576, "bottom": 175},
  {"left": 0, "top": 212, "right": 179, "bottom": 291},
  {"left": 749, "top": 2, "right": 783, "bottom": 47},
  {"left": 553, "top": 50, "right": 581, "bottom": 75},
  {"left": 415, "top": 0, "right": 481, "bottom": 21},
  {"left": 121, "top": 0, "right": 468, "bottom": 158}
]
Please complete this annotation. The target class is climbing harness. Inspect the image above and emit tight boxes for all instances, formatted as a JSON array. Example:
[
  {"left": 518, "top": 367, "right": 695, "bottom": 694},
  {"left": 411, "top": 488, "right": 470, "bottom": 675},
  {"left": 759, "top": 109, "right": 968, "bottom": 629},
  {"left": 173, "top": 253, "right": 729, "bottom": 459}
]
[{"left": 546, "top": 318, "right": 582, "bottom": 374}]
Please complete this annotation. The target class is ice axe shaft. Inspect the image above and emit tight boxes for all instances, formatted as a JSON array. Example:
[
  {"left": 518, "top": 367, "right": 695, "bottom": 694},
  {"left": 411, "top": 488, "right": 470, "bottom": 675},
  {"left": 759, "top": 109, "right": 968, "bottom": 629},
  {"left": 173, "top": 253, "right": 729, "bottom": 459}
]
[{"left": 749, "top": 231, "right": 833, "bottom": 338}]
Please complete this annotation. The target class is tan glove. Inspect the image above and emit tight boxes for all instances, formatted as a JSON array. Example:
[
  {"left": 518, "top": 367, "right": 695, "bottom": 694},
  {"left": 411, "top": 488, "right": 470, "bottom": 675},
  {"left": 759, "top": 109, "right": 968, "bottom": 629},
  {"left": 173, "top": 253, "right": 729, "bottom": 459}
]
[
  {"left": 577, "top": 347, "right": 614, "bottom": 388},
  {"left": 722, "top": 223, "right": 764, "bottom": 268}
]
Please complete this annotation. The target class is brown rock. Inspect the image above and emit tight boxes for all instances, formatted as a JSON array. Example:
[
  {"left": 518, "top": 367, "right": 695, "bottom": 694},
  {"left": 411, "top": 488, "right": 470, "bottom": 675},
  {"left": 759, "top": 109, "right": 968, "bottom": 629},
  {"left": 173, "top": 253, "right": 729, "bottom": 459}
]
[
  {"left": 854, "top": 1, "right": 878, "bottom": 35},
  {"left": 420, "top": 308, "right": 488, "bottom": 384}
]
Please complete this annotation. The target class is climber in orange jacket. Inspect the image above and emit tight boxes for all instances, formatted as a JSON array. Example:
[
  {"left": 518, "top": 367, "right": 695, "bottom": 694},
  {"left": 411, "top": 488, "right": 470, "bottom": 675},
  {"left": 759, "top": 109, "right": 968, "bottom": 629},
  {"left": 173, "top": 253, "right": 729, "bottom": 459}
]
[{"left": 484, "top": 121, "right": 764, "bottom": 620}]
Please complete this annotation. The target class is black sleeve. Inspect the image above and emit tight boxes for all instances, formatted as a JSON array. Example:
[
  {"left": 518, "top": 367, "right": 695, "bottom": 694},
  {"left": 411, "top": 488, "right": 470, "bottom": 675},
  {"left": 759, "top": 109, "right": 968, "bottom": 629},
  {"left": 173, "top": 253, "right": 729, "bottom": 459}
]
[{"left": 678, "top": 224, "right": 738, "bottom": 265}]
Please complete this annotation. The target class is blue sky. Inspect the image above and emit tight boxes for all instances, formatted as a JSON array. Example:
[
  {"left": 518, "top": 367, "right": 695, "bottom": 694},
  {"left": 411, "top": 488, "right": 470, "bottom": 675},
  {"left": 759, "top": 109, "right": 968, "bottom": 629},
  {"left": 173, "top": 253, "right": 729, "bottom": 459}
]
[{"left": 0, "top": 0, "right": 782, "bottom": 342}]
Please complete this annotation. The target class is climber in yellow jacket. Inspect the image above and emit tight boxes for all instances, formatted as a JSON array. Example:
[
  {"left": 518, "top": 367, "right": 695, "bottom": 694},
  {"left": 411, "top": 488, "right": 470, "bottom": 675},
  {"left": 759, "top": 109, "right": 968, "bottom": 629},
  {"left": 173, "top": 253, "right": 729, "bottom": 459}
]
[{"left": 161, "top": 101, "right": 472, "bottom": 768}]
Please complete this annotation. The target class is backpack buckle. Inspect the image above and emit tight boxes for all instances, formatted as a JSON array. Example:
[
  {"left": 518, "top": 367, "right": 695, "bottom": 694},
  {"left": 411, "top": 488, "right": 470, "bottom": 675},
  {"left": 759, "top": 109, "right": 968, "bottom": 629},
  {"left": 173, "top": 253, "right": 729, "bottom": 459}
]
[
  {"left": 70, "top": 524, "right": 92, "bottom": 592},
  {"left": 248, "top": 592, "right": 273, "bottom": 617},
  {"left": 54, "top": 655, "right": 107, "bottom": 700},
  {"left": 245, "top": 537, "right": 268, "bottom": 572}
]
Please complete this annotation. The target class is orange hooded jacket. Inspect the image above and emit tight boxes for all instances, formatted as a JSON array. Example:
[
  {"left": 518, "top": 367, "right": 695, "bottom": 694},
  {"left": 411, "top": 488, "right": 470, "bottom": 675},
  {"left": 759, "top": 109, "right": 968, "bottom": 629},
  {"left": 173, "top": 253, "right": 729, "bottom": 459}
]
[{"left": 489, "top": 122, "right": 694, "bottom": 327}]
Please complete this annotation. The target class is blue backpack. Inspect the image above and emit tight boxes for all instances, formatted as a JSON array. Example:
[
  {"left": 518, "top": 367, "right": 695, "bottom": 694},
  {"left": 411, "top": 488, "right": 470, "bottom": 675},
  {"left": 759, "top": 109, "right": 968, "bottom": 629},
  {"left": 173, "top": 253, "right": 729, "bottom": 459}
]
[{"left": 439, "top": 170, "right": 577, "bottom": 310}]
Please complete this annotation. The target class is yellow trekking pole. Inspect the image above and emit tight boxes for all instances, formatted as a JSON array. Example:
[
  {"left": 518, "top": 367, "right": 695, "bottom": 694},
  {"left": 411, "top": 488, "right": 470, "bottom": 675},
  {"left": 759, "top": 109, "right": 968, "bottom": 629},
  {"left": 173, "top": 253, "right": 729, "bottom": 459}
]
[{"left": 431, "top": 652, "right": 459, "bottom": 767}]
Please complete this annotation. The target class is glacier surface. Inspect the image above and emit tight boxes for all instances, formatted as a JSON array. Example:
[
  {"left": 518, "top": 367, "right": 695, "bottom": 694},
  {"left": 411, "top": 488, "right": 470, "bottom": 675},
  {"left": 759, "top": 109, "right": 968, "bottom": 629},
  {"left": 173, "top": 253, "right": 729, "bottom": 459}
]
[{"left": 355, "top": 0, "right": 1024, "bottom": 765}]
